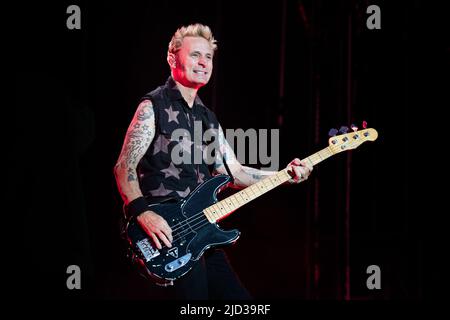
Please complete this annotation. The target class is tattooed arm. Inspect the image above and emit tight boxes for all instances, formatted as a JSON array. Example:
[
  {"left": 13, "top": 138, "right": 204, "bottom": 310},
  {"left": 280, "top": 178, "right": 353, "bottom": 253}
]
[
  {"left": 213, "top": 125, "right": 313, "bottom": 188},
  {"left": 114, "top": 99, "right": 172, "bottom": 249},
  {"left": 114, "top": 100, "right": 155, "bottom": 204}
]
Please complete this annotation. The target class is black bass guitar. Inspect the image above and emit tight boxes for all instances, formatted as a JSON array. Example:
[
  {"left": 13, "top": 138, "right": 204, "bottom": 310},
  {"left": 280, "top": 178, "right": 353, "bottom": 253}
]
[{"left": 125, "top": 128, "right": 378, "bottom": 285}]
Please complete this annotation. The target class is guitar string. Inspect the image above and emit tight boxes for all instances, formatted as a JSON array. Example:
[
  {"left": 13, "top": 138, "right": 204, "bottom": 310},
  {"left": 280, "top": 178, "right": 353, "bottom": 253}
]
[
  {"left": 163, "top": 176, "right": 289, "bottom": 245},
  {"left": 152, "top": 135, "right": 369, "bottom": 248},
  {"left": 166, "top": 131, "right": 365, "bottom": 234},
  {"left": 164, "top": 145, "right": 335, "bottom": 234},
  {"left": 159, "top": 147, "right": 351, "bottom": 244},
  {"left": 160, "top": 174, "right": 277, "bottom": 233},
  {"left": 158, "top": 167, "right": 296, "bottom": 242},
  {"left": 169, "top": 216, "right": 209, "bottom": 245},
  {"left": 167, "top": 171, "right": 287, "bottom": 234}
]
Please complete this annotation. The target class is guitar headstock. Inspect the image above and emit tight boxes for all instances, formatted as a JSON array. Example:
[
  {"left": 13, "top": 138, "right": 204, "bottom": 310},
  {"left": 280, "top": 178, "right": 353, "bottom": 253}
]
[{"left": 328, "top": 128, "right": 378, "bottom": 155}]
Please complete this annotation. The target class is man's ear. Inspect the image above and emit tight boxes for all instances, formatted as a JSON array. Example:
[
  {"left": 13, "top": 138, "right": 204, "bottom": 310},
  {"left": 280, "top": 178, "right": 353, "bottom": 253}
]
[{"left": 167, "top": 53, "right": 176, "bottom": 68}]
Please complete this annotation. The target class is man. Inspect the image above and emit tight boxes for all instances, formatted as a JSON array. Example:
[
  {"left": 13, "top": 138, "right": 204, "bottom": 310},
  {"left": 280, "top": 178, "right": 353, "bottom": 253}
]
[{"left": 114, "top": 23, "right": 313, "bottom": 299}]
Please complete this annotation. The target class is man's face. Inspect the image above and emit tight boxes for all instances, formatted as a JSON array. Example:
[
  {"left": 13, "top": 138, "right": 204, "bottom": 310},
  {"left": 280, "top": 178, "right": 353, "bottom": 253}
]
[{"left": 170, "top": 36, "right": 214, "bottom": 89}]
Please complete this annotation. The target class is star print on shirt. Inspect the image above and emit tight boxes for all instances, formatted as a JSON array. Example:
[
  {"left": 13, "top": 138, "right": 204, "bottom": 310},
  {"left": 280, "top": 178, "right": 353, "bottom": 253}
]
[
  {"left": 153, "top": 134, "right": 171, "bottom": 155},
  {"left": 161, "top": 162, "right": 182, "bottom": 179},
  {"left": 176, "top": 187, "right": 191, "bottom": 198},
  {"left": 164, "top": 105, "right": 180, "bottom": 124},
  {"left": 149, "top": 183, "right": 174, "bottom": 197}
]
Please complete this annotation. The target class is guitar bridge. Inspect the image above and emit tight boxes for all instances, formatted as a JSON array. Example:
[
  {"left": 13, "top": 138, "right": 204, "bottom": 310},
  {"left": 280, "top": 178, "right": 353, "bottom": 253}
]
[{"left": 136, "top": 238, "right": 160, "bottom": 261}]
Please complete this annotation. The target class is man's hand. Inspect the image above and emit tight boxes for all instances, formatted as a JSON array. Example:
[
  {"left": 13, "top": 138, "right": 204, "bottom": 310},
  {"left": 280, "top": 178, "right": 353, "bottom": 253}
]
[
  {"left": 286, "top": 158, "right": 313, "bottom": 184},
  {"left": 136, "top": 211, "right": 173, "bottom": 249}
]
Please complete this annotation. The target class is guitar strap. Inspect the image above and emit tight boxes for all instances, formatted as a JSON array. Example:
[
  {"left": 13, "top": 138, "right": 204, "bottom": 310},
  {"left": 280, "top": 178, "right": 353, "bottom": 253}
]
[
  {"left": 200, "top": 112, "right": 235, "bottom": 184},
  {"left": 221, "top": 151, "right": 235, "bottom": 184}
]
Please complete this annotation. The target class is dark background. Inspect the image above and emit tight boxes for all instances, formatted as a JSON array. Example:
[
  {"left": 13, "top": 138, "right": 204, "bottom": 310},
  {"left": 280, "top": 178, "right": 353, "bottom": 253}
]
[{"left": 9, "top": 0, "right": 445, "bottom": 302}]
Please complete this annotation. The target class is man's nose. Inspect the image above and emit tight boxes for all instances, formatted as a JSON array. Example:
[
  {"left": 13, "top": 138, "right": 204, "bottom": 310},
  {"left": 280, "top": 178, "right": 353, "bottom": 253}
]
[{"left": 198, "top": 57, "right": 207, "bottom": 67}]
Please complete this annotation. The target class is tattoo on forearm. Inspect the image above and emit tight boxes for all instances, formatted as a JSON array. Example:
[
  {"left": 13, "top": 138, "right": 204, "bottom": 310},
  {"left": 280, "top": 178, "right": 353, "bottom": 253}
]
[
  {"left": 214, "top": 125, "right": 237, "bottom": 170},
  {"left": 242, "top": 166, "right": 276, "bottom": 183},
  {"left": 116, "top": 100, "right": 155, "bottom": 179},
  {"left": 242, "top": 166, "right": 262, "bottom": 181},
  {"left": 127, "top": 167, "right": 137, "bottom": 181},
  {"left": 137, "top": 105, "right": 152, "bottom": 121},
  {"left": 214, "top": 160, "right": 224, "bottom": 170}
]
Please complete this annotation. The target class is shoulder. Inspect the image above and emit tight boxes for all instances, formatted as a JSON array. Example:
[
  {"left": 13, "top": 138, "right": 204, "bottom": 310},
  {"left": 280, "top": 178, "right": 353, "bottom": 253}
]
[{"left": 141, "top": 85, "right": 171, "bottom": 111}]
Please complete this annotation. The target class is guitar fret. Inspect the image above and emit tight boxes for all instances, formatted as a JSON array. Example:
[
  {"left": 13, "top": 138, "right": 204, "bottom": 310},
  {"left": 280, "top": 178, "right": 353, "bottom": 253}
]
[
  {"left": 238, "top": 191, "right": 248, "bottom": 202},
  {"left": 226, "top": 198, "right": 236, "bottom": 210},
  {"left": 204, "top": 208, "right": 216, "bottom": 222},
  {"left": 266, "top": 178, "right": 275, "bottom": 188},
  {"left": 211, "top": 205, "right": 221, "bottom": 219},
  {"left": 249, "top": 185, "right": 258, "bottom": 196},
  {"left": 218, "top": 203, "right": 226, "bottom": 214},
  {"left": 245, "top": 187, "right": 255, "bottom": 197},
  {"left": 268, "top": 176, "right": 276, "bottom": 185},
  {"left": 207, "top": 206, "right": 215, "bottom": 220},
  {"left": 222, "top": 199, "right": 232, "bottom": 212},
  {"left": 204, "top": 208, "right": 215, "bottom": 222},
  {"left": 231, "top": 194, "right": 240, "bottom": 205},
  {"left": 218, "top": 201, "right": 228, "bottom": 213}
]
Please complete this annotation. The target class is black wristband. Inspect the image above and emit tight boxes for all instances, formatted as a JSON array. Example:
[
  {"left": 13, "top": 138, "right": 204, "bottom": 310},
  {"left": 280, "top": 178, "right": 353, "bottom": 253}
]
[{"left": 125, "top": 196, "right": 149, "bottom": 219}]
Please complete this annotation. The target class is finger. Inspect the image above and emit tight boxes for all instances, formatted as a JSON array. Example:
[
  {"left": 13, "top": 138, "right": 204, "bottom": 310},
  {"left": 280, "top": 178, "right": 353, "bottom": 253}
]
[
  {"left": 299, "top": 167, "right": 309, "bottom": 180},
  {"left": 298, "top": 160, "right": 313, "bottom": 173},
  {"left": 149, "top": 232, "right": 162, "bottom": 250},
  {"left": 292, "top": 158, "right": 301, "bottom": 165},
  {"left": 160, "top": 226, "right": 173, "bottom": 243},
  {"left": 293, "top": 167, "right": 303, "bottom": 181},
  {"left": 156, "top": 231, "right": 172, "bottom": 248},
  {"left": 161, "top": 221, "right": 173, "bottom": 242}
]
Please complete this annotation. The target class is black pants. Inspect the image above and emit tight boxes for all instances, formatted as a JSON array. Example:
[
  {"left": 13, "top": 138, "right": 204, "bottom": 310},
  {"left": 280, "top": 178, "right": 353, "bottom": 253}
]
[{"left": 172, "top": 249, "right": 252, "bottom": 300}]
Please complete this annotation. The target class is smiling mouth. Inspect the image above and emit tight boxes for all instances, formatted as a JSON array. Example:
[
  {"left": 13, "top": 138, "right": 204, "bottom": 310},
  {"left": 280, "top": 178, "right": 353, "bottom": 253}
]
[{"left": 193, "top": 70, "right": 207, "bottom": 75}]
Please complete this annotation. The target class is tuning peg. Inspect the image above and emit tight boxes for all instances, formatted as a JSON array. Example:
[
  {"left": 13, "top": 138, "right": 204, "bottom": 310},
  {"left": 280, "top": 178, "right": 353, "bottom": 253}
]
[
  {"left": 339, "top": 126, "right": 349, "bottom": 134},
  {"left": 328, "top": 128, "right": 338, "bottom": 137},
  {"left": 362, "top": 120, "right": 368, "bottom": 129},
  {"left": 351, "top": 124, "right": 358, "bottom": 132}
]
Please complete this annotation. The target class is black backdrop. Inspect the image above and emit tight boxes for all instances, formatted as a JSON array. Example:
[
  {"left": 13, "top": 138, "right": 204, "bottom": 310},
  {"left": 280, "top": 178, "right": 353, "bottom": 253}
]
[{"left": 9, "top": 0, "right": 444, "bottom": 302}]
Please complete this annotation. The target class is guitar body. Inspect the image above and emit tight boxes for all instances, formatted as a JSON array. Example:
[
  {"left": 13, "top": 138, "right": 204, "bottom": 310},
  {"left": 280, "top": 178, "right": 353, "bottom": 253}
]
[{"left": 126, "top": 174, "right": 240, "bottom": 284}]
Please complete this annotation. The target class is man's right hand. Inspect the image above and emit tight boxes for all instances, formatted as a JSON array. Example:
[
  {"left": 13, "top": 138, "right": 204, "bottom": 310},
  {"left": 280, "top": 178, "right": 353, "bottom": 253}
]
[{"left": 136, "top": 211, "right": 173, "bottom": 249}]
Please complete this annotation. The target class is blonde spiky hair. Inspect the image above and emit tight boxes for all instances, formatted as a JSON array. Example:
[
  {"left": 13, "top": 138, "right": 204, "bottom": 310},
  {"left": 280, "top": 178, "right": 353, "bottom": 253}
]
[{"left": 168, "top": 23, "right": 218, "bottom": 55}]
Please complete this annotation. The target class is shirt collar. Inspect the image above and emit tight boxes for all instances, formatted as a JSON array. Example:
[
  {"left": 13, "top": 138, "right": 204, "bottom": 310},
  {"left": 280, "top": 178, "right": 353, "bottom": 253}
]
[{"left": 165, "top": 76, "right": 206, "bottom": 111}]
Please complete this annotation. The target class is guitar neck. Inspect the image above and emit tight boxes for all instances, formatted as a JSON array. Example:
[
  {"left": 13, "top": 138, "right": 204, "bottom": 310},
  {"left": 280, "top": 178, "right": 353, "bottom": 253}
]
[{"left": 203, "top": 146, "right": 335, "bottom": 222}]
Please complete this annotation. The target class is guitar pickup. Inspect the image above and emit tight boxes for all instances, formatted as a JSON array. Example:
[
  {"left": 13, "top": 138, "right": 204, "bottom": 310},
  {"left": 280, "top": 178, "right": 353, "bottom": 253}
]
[{"left": 164, "top": 253, "right": 192, "bottom": 272}]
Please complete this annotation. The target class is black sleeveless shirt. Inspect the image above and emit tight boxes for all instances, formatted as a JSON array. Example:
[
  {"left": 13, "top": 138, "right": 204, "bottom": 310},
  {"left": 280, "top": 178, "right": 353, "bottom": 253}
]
[{"left": 137, "top": 76, "right": 220, "bottom": 202}]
